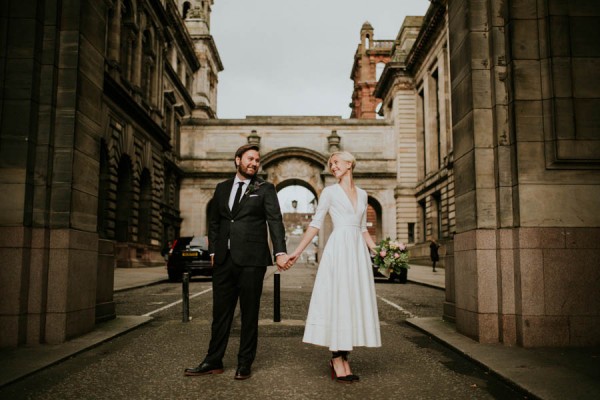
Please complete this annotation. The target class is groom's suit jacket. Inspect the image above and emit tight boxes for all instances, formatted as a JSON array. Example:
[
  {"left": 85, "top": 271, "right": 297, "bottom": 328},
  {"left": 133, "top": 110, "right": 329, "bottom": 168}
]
[{"left": 208, "top": 177, "right": 286, "bottom": 266}]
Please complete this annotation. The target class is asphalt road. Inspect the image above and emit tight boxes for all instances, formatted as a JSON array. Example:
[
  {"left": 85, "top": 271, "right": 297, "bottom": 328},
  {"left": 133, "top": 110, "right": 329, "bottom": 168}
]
[{"left": 0, "top": 239, "right": 527, "bottom": 399}]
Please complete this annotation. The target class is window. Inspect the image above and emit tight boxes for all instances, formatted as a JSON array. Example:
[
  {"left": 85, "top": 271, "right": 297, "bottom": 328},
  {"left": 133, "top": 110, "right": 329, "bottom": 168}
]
[
  {"left": 432, "top": 69, "right": 441, "bottom": 170},
  {"left": 142, "top": 30, "right": 154, "bottom": 103},
  {"left": 182, "top": 2, "right": 191, "bottom": 19},
  {"left": 419, "top": 200, "right": 427, "bottom": 242},
  {"left": 120, "top": 0, "right": 134, "bottom": 82},
  {"left": 376, "top": 62, "right": 385, "bottom": 81},
  {"left": 433, "top": 193, "right": 442, "bottom": 239},
  {"left": 408, "top": 223, "right": 415, "bottom": 243},
  {"left": 418, "top": 88, "right": 426, "bottom": 177}
]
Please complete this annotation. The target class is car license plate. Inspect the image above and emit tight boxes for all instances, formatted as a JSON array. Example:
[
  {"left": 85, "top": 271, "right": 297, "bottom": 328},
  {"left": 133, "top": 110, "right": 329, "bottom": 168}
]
[{"left": 182, "top": 251, "right": 198, "bottom": 257}]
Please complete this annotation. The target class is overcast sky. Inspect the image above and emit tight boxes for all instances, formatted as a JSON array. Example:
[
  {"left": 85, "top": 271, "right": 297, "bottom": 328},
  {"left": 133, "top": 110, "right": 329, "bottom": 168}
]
[{"left": 210, "top": 0, "right": 430, "bottom": 119}]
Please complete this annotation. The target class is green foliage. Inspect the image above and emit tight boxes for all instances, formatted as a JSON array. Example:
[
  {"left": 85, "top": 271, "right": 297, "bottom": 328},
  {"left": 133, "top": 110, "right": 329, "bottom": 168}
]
[{"left": 373, "top": 237, "right": 409, "bottom": 275}]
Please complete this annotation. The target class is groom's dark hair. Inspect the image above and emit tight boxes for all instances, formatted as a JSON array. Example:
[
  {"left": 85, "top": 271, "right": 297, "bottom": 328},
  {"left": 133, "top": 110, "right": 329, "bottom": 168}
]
[{"left": 234, "top": 144, "right": 260, "bottom": 167}]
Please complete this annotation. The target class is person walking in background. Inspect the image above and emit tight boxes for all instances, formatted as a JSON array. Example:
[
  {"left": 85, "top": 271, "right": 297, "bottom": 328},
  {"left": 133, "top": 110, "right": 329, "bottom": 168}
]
[
  {"left": 184, "top": 144, "right": 289, "bottom": 381},
  {"left": 430, "top": 239, "right": 440, "bottom": 272},
  {"left": 286, "top": 151, "right": 381, "bottom": 384}
]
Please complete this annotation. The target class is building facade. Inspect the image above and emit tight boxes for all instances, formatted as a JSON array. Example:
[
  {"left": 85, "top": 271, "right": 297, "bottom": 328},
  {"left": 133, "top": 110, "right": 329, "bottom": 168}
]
[
  {"left": 349, "top": 22, "right": 394, "bottom": 119},
  {"left": 377, "top": 0, "right": 600, "bottom": 347},
  {"left": 178, "top": 117, "right": 399, "bottom": 257},
  {"left": 0, "top": 0, "right": 220, "bottom": 347}
]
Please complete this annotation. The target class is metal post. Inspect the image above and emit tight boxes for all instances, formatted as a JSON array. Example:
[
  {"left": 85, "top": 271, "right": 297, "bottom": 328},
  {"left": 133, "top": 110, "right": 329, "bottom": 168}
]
[
  {"left": 182, "top": 272, "right": 190, "bottom": 322},
  {"left": 274, "top": 271, "right": 281, "bottom": 322}
]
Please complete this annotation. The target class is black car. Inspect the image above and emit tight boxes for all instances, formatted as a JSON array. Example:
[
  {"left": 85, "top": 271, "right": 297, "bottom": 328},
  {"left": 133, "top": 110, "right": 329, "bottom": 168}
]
[{"left": 167, "top": 236, "right": 212, "bottom": 281}]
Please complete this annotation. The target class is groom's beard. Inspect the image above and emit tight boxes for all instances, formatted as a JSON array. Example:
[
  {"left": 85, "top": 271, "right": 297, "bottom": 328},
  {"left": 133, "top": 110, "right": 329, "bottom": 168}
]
[{"left": 237, "top": 163, "right": 257, "bottom": 179}]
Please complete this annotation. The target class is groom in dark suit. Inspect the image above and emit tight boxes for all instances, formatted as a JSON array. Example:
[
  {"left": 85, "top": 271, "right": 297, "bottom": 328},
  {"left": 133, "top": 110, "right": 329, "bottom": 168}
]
[{"left": 185, "top": 144, "right": 289, "bottom": 380}]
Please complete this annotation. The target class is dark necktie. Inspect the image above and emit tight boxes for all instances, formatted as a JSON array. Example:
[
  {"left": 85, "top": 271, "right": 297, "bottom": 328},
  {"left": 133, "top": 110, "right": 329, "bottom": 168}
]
[{"left": 232, "top": 181, "right": 244, "bottom": 210}]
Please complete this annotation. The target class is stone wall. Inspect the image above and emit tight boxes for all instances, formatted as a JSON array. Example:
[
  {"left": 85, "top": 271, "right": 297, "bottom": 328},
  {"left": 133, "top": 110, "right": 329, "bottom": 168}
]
[
  {"left": 0, "top": 0, "right": 207, "bottom": 347},
  {"left": 448, "top": 0, "right": 600, "bottom": 346}
]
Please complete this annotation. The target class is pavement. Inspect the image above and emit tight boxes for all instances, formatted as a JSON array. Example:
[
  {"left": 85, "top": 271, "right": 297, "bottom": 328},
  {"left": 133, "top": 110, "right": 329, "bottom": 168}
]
[{"left": 1, "top": 263, "right": 599, "bottom": 399}]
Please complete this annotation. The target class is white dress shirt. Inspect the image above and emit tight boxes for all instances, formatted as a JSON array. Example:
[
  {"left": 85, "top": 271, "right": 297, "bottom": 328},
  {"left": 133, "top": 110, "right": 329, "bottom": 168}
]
[{"left": 228, "top": 177, "right": 250, "bottom": 210}]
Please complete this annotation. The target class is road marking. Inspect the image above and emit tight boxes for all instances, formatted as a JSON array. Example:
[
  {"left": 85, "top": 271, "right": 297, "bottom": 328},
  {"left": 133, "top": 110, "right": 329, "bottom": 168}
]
[
  {"left": 142, "top": 288, "right": 213, "bottom": 317},
  {"left": 378, "top": 295, "right": 416, "bottom": 318}
]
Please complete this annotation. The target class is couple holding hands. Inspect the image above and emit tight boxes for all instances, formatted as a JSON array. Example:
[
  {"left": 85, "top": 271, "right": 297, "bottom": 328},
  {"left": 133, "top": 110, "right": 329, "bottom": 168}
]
[{"left": 184, "top": 144, "right": 381, "bottom": 383}]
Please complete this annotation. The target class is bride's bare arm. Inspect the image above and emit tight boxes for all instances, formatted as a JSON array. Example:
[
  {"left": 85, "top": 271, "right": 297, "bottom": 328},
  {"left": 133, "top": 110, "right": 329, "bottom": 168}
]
[{"left": 288, "top": 226, "right": 320, "bottom": 264}]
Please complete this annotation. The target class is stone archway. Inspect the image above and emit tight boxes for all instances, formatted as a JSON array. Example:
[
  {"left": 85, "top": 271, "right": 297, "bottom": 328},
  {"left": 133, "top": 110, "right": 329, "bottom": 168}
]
[
  {"left": 367, "top": 196, "right": 383, "bottom": 242},
  {"left": 260, "top": 147, "right": 328, "bottom": 196},
  {"left": 260, "top": 148, "right": 331, "bottom": 257}
]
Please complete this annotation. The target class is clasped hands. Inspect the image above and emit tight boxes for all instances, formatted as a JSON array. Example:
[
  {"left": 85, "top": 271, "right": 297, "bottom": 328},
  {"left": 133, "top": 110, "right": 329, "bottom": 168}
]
[{"left": 275, "top": 253, "right": 300, "bottom": 271}]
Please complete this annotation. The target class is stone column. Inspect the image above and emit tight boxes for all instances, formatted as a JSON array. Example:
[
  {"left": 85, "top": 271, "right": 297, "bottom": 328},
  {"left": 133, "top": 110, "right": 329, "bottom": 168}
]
[
  {"left": 448, "top": 0, "right": 504, "bottom": 343},
  {"left": 394, "top": 78, "right": 418, "bottom": 245},
  {"left": 0, "top": 0, "right": 110, "bottom": 346}
]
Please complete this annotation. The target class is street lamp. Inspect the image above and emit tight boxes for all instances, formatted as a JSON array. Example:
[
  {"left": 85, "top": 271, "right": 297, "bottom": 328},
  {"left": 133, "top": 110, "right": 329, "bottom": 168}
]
[{"left": 291, "top": 199, "right": 298, "bottom": 213}]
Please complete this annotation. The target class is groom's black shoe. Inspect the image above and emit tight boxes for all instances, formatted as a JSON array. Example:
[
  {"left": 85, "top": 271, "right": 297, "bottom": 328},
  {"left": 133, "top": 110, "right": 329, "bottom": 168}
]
[
  {"left": 184, "top": 362, "right": 224, "bottom": 376},
  {"left": 234, "top": 365, "right": 252, "bottom": 380}
]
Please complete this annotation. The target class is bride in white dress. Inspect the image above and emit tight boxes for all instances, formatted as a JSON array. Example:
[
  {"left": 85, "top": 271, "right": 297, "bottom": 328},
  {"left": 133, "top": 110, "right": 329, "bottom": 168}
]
[{"left": 286, "top": 151, "right": 381, "bottom": 383}]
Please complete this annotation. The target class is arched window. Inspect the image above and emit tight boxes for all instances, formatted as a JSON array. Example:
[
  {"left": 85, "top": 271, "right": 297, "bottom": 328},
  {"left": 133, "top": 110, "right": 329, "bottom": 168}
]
[
  {"left": 138, "top": 169, "right": 152, "bottom": 245},
  {"left": 182, "top": 1, "right": 191, "bottom": 19},
  {"left": 367, "top": 197, "right": 382, "bottom": 242},
  {"left": 115, "top": 156, "right": 133, "bottom": 242}
]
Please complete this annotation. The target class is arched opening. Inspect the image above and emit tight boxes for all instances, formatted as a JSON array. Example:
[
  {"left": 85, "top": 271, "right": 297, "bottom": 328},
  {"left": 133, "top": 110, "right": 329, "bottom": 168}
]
[
  {"left": 182, "top": 1, "right": 191, "bottom": 19},
  {"left": 276, "top": 179, "right": 317, "bottom": 212},
  {"left": 277, "top": 183, "right": 316, "bottom": 230},
  {"left": 115, "top": 156, "right": 133, "bottom": 242},
  {"left": 138, "top": 169, "right": 152, "bottom": 245},
  {"left": 97, "top": 141, "right": 110, "bottom": 238},
  {"left": 277, "top": 181, "right": 318, "bottom": 263},
  {"left": 367, "top": 196, "right": 383, "bottom": 242}
]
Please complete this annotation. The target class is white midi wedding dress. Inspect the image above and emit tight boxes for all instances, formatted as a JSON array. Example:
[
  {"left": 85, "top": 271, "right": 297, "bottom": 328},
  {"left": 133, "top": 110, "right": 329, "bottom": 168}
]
[{"left": 303, "top": 184, "right": 381, "bottom": 351}]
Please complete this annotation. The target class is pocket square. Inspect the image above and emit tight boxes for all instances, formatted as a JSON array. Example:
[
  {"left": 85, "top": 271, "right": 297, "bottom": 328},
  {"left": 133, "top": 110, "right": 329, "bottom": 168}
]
[{"left": 249, "top": 194, "right": 259, "bottom": 197}]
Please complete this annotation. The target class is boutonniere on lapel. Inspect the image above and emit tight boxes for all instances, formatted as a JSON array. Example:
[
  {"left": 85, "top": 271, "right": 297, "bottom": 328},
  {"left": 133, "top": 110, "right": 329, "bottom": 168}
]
[{"left": 244, "top": 180, "right": 265, "bottom": 197}]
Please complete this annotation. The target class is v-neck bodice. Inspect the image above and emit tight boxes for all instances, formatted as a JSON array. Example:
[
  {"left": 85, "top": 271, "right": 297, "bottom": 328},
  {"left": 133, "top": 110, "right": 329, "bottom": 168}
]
[
  {"left": 308, "top": 184, "right": 367, "bottom": 231},
  {"left": 337, "top": 183, "right": 358, "bottom": 213}
]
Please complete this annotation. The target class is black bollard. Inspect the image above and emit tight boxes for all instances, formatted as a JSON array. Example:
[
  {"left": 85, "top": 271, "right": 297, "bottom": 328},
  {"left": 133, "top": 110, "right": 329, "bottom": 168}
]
[
  {"left": 274, "top": 271, "right": 281, "bottom": 322},
  {"left": 182, "top": 272, "right": 190, "bottom": 322}
]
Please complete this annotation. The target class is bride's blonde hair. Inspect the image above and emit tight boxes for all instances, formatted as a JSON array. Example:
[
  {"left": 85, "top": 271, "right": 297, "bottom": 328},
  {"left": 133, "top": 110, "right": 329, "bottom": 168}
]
[{"left": 328, "top": 151, "right": 356, "bottom": 172}]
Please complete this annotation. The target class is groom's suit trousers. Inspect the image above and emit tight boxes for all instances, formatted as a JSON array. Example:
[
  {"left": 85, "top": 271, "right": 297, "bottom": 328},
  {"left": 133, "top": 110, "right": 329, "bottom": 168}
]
[{"left": 204, "top": 251, "right": 266, "bottom": 367}]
